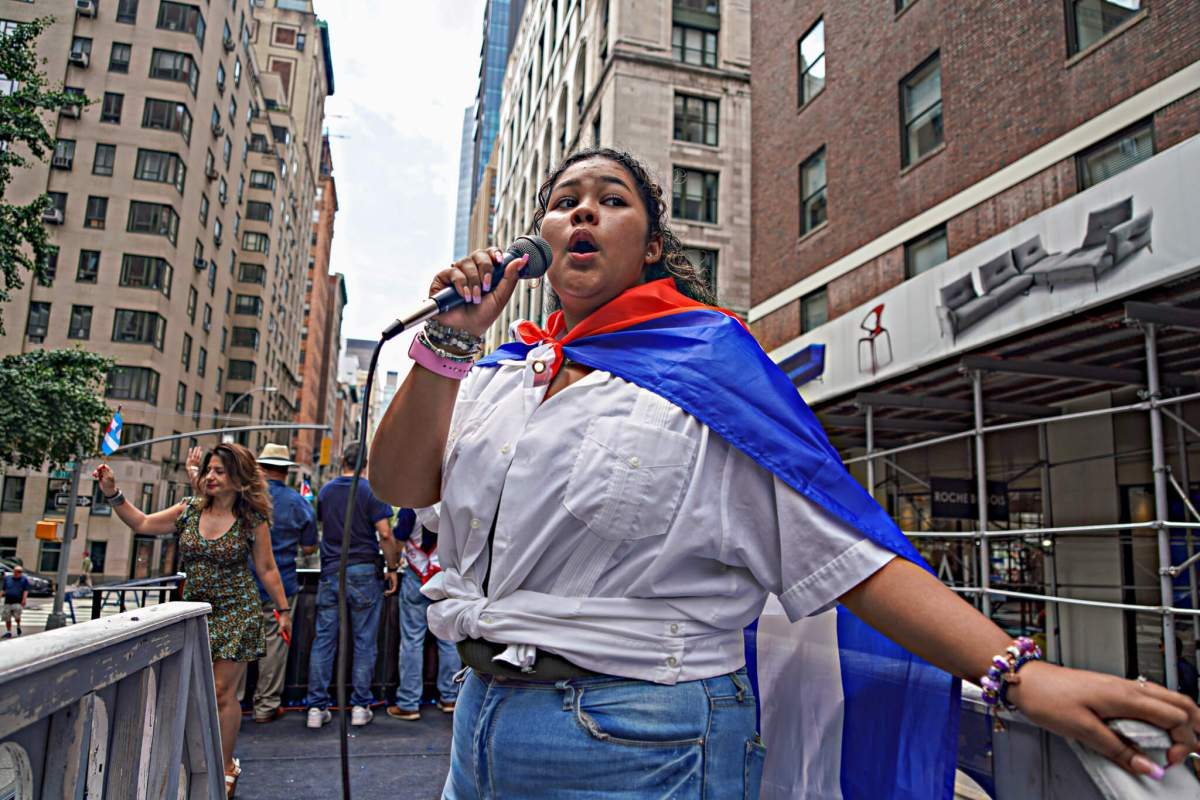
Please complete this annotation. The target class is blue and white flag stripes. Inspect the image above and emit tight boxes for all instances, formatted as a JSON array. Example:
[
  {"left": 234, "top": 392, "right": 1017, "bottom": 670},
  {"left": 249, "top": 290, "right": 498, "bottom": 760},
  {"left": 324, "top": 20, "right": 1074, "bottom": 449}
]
[
  {"left": 479, "top": 281, "right": 960, "bottom": 799},
  {"left": 101, "top": 410, "right": 123, "bottom": 456}
]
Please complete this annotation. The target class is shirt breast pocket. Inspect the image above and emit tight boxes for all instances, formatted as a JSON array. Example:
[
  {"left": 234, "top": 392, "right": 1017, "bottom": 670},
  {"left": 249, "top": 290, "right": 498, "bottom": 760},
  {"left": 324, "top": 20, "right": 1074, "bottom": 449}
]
[{"left": 563, "top": 416, "right": 696, "bottom": 541}]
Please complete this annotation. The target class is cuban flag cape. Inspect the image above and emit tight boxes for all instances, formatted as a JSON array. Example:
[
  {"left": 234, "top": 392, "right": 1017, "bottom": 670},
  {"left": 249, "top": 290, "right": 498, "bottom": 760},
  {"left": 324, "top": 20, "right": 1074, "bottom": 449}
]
[{"left": 477, "top": 279, "right": 960, "bottom": 800}]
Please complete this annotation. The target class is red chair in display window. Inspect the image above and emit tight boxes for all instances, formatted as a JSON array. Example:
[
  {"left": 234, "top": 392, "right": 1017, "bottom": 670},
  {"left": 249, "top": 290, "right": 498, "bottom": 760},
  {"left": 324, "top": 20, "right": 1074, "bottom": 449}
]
[{"left": 858, "top": 303, "right": 893, "bottom": 375}]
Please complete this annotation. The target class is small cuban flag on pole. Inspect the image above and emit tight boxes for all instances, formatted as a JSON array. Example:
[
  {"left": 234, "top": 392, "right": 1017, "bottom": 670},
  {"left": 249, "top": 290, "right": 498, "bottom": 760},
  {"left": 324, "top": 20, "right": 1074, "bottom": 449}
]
[
  {"left": 300, "top": 477, "right": 314, "bottom": 504},
  {"left": 101, "top": 407, "right": 123, "bottom": 456}
]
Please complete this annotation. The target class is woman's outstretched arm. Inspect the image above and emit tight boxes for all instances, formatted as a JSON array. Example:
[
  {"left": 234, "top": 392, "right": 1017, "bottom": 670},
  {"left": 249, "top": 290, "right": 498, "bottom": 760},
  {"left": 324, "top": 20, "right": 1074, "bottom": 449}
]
[
  {"left": 840, "top": 557, "right": 1200, "bottom": 778},
  {"left": 92, "top": 463, "right": 184, "bottom": 535}
]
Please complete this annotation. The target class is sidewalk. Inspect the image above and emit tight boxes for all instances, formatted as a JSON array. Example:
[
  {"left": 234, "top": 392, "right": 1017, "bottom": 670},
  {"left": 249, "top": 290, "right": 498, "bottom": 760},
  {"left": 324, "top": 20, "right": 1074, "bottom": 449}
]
[{"left": 234, "top": 705, "right": 453, "bottom": 798}]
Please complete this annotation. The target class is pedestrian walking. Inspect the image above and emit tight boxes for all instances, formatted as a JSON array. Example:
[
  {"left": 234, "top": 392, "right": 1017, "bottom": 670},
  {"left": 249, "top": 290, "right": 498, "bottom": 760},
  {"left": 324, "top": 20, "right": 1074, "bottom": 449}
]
[
  {"left": 248, "top": 444, "right": 318, "bottom": 723},
  {"left": 387, "top": 505, "right": 462, "bottom": 720},
  {"left": 79, "top": 552, "right": 93, "bottom": 587},
  {"left": 304, "top": 443, "right": 400, "bottom": 729},
  {"left": 96, "top": 443, "right": 291, "bottom": 798},
  {"left": 2, "top": 565, "right": 29, "bottom": 638},
  {"left": 369, "top": 147, "right": 1200, "bottom": 798}
]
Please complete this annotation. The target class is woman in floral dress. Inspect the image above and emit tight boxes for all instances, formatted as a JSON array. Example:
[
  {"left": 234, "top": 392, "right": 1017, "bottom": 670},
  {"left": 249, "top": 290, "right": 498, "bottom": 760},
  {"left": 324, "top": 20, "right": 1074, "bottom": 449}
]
[{"left": 96, "top": 442, "right": 291, "bottom": 798}]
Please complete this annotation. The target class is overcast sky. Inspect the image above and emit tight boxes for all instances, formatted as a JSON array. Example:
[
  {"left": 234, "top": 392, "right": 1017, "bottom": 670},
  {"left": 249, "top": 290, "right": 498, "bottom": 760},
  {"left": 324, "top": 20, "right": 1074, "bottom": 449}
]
[{"left": 316, "top": 0, "right": 486, "bottom": 380}]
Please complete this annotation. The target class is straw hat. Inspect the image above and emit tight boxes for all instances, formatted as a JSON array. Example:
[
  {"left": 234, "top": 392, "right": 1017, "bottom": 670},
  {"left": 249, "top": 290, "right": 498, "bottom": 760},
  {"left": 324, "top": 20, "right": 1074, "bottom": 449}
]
[{"left": 256, "top": 443, "right": 297, "bottom": 468}]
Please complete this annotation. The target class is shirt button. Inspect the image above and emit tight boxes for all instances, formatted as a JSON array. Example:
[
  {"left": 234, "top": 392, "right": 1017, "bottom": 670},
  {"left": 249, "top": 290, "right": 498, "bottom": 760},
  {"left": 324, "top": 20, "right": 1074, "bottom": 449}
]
[
  {"left": 481, "top": 614, "right": 494, "bottom": 624},
  {"left": 532, "top": 361, "right": 546, "bottom": 374},
  {"left": 670, "top": 624, "right": 680, "bottom": 634},
  {"left": 500, "top": 443, "right": 511, "bottom": 454},
  {"left": 666, "top": 656, "right": 678, "bottom": 667},
  {"left": 470, "top": 518, "right": 481, "bottom": 529},
  {"left": 628, "top": 456, "right": 641, "bottom": 468}
]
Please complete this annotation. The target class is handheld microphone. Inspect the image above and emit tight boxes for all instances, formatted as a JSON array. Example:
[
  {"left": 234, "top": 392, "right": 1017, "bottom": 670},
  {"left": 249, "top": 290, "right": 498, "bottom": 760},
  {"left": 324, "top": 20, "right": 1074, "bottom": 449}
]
[{"left": 381, "top": 235, "right": 553, "bottom": 341}]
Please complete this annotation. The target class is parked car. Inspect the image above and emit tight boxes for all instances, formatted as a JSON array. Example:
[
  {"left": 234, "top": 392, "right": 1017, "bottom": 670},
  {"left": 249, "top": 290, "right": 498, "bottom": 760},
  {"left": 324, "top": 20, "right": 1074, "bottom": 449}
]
[{"left": 0, "top": 557, "right": 54, "bottom": 597}]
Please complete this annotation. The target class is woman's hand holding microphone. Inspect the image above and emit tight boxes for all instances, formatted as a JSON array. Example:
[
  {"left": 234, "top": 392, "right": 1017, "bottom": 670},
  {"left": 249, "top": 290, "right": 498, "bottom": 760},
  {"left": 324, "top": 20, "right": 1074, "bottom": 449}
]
[{"left": 429, "top": 247, "right": 529, "bottom": 340}]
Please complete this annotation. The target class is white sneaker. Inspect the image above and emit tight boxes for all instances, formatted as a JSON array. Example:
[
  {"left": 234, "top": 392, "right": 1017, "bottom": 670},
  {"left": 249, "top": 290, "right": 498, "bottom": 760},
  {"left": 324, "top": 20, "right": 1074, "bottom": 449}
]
[
  {"left": 306, "top": 707, "right": 331, "bottom": 729},
  {"left": 350, "top": 706, "right": 373, "bottom": 727}
]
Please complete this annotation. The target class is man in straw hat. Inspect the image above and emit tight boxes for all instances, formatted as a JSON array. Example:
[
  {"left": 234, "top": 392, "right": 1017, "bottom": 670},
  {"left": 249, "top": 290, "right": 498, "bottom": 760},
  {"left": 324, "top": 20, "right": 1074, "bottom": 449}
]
[{"left": 250, "top": 443, "right": 317, "bottom": 722}]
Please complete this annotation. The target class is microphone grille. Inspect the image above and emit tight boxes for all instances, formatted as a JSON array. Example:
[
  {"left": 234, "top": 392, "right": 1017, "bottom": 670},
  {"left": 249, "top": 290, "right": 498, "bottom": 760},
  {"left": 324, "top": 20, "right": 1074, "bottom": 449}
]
[{"left": 509, "top": 235, "right": 552, "bottom": 278}]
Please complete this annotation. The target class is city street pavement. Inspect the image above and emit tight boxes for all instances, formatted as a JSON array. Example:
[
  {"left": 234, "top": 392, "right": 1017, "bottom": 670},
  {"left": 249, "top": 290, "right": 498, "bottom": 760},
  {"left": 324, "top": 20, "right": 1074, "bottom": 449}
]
[{"left": 234, "top": 705, "right": 454, "bottom": 798}]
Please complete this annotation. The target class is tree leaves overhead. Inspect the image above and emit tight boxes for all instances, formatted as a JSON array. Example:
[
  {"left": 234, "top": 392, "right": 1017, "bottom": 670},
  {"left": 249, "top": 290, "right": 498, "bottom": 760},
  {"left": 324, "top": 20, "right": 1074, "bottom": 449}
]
[
  {"left": 0, "top": 16, "right": 91, "bottom": 334},
  {"left": 0, "top": 349, "right": 113, "bottom": 471}
]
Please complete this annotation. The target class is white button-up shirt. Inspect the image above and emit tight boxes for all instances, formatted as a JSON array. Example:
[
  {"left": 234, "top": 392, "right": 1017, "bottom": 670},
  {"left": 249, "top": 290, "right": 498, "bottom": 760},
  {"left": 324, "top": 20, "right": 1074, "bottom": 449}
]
[{"left": 421, "top": 342, "right": 894, "bottom": 684}]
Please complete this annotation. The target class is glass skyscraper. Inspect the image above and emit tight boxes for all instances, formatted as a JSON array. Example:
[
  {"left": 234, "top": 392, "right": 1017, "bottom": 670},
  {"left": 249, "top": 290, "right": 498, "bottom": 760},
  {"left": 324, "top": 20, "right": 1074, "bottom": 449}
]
[{"left": 472, "top": 0, "right": 526, "bottom": 203}]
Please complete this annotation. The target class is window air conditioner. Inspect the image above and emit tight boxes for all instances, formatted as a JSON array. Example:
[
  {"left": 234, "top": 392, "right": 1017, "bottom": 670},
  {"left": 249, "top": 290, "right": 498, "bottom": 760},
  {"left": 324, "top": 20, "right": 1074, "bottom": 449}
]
[
  {"left": 68, "top": 49, "right": 90, "bottom": 68},
  {"left": 43, "top": 208, "right": 64, "bottom": 225},
  {"left": 75, "top": 0, "right": 97, "bottom": 17},
  {"left": 205, "top": 165, "right": 218, "bottom": 180},
  {"left": 51, "top": 155, "right": 73, "bottom": 170},
  {"left": 222, "top": 36, "right": 235, "bottom": 52},
  {"left": 211, "top": 122, "right": 224, "bottom": 137},
  {"left": 214, "top": 232, "right": 222, "bottom": 245},
  {"left": 193, "top": 257, "right": 207, "bottom": 270},
  {"left": 60, "top": 103, "right": 82, "bottom": 118}
]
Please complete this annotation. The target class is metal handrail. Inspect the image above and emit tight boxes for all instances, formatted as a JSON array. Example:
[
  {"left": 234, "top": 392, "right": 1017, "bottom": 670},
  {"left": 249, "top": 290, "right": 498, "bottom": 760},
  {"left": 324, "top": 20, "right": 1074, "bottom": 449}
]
[
  {"left": 902, "top": 520, "right": 1200, "bottom": 540},
  {"left": 88, "top": 573, "right": 186, "bottom": 621}
]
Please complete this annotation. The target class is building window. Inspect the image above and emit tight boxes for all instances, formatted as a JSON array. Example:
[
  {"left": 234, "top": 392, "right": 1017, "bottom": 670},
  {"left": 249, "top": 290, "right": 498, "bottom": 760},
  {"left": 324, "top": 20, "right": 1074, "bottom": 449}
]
[
  {"left": 242, "top": 232, "right": 270, "bottom": 254},
  {"left": 157, "top": 1, "right": 206, "bottom": 47},
  {"left": 800, "top": 287, "right": 828, "bottom": 333},
  {"left": 673, "top": 94, "right": 719, "bottom": 146},
  {"left": 47, "top": 191, "right": 67, "bottom": 221},
  {"left": 904, "top": 225, "right": 948, "bottom": 278},
  {"left": 116, "top": 0, "right": 139, "bottom": 23},
  {"left": 234, "top": 295, "right": 263, "bottom": 317},
  {"left": 71, "top": 36, "right": 93, "bottom": 60},
  {"left": 93, "top": 143, "right": 115, "bottom": 176},
  {"left": 1077, "top": 119, "right": 1154, "bottom": 190},
  {"left": 181, "top": 332, "right": 192, "bottom": 369},
  {"left": 798, "top": 18, "right": 825, "bottom": 106},
  {"left": 68, "top": 305, "right": 92, "bottom": 339},
  {"left": 101, "top": 92, "right": 124, "bottom": 123},
  {"left": 141, "top": 98, "right": 192, "bottom": 143},
  {"left": 87, "top": 540, "right": 109, "bottom": 571},
  {"left": 84, "top": 196, "right": 108, "bottom": 229},
  {"left": 149, "top": 49, "right": 199, "bottom": 95},
  {"left": 216, "top": 62, "right": 226, "bottom": 94},
  {"left": 176, "top": 381, "right": 187, "bottom": 413},
  {"left": 106, "top": 366, "right": 160, "bottom": 404},
  {"left": 249, "top": 169, "right": 276, "bottom": 190},
  {"left": 187, "top": 286, "right": 197, "bottom": 323},
  {"left": 26, "top": 302, "right": 50, "bottom": 342},
  {"left": 199, "top": 194, "right": 209, "bottom": 225},
  {"left": 197, "top": 346, "right": 207, "bottom": 378},
  {"left": 109, "top": 42, "right": 132, "bottom": 72},
  {"left": 228, "top": 360, "right": 256, "bottom": 382},
  {"left": 671, "top": 167, "right": 719, "bottom": 224},
  {"left": 1067, "top": 0, "right": 1142, "bottom": 54},
  {"left": 77, "top": 250, "right": 101, "bottom": 283},
  {"left": 52, "top": 139, "right": 75, "bottom": 170},
  {"left": 683, "top": 247, "right": 718, "bottom": 291},
  {"left": 672, "top": 1, "right": 719, "bottom": 67},
  {"left": 112, "top": 309, "right": 166, "bottom": 349},
  {"left": 246, "top": 201, "right": 272, "bottom": 222},
  {"left": 202, "top": 303, "right": 211, "bottom": 332},
  {"left": 0, "top": 537, "right": 16, "bottom": 560},
  {"left": 672, "top": 25, "right": 717, "bottom": 67},
  {"left": 119, "top": 254, "right": 172, "bottom": 297},
  {"left": 134, "top": 149, "right": 186, "bottom": 192},
  {"left": 799, "top": 147, "right": 827, "bottom": 234},
  {"left": 127, "top": 201, "right": 179, "bottom": 244},
  {"left": 1, "top": 476, "right": 25, "bottom": 513},
  {"left": 121, "top": 424, "right": 153, "bottom": 460},
  {"left": 231, "top": 326, "right": 260, "bottom": 349},
  {"left": 39, "top": 541, "right": 62, "bottom": 574},
  {"left": 901, "top": 53, "right": 942, "bottom": 167},
  {"left": 238, "top": 263, "right": 266, "bottom": 284}
]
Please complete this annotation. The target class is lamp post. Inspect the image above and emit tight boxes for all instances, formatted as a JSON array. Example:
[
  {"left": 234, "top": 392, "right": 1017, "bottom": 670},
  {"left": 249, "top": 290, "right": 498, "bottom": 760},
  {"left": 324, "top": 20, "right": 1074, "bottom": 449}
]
[{"left": 223, "top": 386, "right": 277, "bottom": 443}]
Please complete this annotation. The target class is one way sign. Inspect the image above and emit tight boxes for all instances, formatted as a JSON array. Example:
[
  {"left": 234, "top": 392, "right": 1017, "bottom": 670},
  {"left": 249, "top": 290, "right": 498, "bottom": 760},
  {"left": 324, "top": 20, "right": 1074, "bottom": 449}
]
[{"left": 54, "top": 493, "right": 92, "bottom": 509}]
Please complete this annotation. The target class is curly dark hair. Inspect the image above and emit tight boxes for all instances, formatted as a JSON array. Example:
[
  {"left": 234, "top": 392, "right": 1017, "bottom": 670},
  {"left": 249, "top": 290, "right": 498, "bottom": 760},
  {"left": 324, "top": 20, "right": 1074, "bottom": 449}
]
[
  {"left": 198, "top": 443, "right": 273, "bottom": 531},
  {"left": 530, "top": 147, "right": 717, "bottom": 306}
]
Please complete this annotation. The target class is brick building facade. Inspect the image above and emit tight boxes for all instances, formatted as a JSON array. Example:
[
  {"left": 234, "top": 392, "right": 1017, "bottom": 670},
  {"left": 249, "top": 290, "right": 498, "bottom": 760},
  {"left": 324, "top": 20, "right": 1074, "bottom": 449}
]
[{"left": 749, "top": 0, "right": 1200, "bottom": 355}]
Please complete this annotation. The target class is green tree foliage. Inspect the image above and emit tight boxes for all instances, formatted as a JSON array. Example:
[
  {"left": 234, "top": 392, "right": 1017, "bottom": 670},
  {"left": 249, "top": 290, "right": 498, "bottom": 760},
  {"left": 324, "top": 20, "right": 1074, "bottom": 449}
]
[
  {"left": 0, "top": 17, "right": 88, "bottom": 334},
  {"left": 0, "top": 349, "right": 113, "bottom": 470}
]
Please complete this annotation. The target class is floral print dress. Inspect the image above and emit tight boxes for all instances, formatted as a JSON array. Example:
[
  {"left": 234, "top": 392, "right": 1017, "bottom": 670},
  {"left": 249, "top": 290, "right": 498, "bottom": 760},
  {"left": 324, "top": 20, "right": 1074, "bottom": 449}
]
[{"left": 176, "top": 497, "right": 267, "bottom": 662}]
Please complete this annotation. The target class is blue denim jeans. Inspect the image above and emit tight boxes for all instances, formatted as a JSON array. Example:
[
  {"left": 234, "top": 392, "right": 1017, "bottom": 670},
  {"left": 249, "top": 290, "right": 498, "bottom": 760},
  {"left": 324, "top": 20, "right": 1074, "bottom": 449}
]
[
  {"left": 393, "top": 569, "right": 462, "bottom": 710},
  {"left": 304, "top": 564, "right": 383, "bottom": 709},
  {"left": 442, "top": 668, "right": 765, "bottom": 799}
]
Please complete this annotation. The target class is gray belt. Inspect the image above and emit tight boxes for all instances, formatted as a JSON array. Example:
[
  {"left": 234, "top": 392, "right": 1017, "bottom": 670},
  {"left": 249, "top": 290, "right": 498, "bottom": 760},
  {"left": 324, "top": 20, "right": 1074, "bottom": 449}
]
[{"left": 457, "top": 638, "right": 600, "bottom": 681}]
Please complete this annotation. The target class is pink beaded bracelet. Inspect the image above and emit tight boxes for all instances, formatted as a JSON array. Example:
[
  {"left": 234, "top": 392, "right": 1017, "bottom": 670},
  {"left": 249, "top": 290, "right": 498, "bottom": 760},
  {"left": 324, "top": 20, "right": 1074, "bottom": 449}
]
[
  {"left": 980, "top": 636, "right": 1041, "bottom": 728},
  {"left": 409, "top": 332, "right": 473, "bottom": 380}
]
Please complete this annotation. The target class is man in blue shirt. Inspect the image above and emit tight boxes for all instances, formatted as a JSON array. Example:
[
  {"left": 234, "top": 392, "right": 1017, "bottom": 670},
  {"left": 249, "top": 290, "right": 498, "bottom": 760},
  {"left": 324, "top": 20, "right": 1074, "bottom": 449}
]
[
  {"left": 305, "top": 442, "right": 399, "bottom": 729},
  {"left": 3, "top": 565, "right": 30, "bottom": 638},
  {"left": 248, "top": 443, "right": 318, "bottom": 723}
]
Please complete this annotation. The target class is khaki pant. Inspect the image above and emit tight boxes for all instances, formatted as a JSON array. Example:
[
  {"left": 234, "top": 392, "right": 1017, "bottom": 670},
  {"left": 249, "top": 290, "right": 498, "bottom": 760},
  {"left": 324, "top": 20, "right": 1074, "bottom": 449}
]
[{"left": 236, "top": 594, "right": 294, "bottom": 718}]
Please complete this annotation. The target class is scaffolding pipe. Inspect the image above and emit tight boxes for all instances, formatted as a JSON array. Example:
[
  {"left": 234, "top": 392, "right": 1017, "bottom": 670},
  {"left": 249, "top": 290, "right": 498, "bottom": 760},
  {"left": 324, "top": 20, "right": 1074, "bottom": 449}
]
[
  {"left": 841, "top": 388, "right": 1200, "bottom": 466},
  {"left": 1175, "top": 417, "right": 1200, "bottom": 645},
  {"left": 1145, "top": 324, "right": 1179, "bottom": 690},
  {"left": 972, "top": 371, "right": 992, "bottom": 618},
  {"left": 865, "top": 405, "right": 876, "bottom": 500},
  {"left": 1163, "top": 406, "right": 1200, "bottom": 442},
  {"left": 1040, "top": 423, "right": 1061, "bottom": 663},
  {"left": 906, "top": 520, "right": 1159, "bottom": 538},
  {"left": 949, "top": 586, "right": 1200, "bottom": 616}
]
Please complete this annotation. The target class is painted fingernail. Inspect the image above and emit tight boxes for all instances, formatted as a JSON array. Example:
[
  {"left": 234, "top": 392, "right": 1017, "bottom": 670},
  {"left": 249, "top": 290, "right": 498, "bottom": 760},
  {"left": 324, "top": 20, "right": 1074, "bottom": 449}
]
[
  {"left": 1131, "top": 755, "right": 1164, "bottom": 780},
  {"left": 474, "top": 287, "right": 482, "bottom": 303},
  {"left": 483, "top": 274, "right": 492, "bottom": 292}
]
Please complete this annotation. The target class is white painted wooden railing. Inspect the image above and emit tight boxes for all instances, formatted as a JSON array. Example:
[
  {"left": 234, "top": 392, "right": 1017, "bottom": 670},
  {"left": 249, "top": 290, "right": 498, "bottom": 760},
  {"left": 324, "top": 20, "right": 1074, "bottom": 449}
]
[{"left": 0, "top": 602, "right": 224, "bottom": 799}]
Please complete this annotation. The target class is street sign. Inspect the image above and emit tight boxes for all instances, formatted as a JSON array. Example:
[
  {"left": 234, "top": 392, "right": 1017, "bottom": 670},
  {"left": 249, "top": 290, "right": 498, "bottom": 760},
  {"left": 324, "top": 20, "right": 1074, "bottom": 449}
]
[{"left": 54, "top": 493, "right": 92, "bottom": 509}]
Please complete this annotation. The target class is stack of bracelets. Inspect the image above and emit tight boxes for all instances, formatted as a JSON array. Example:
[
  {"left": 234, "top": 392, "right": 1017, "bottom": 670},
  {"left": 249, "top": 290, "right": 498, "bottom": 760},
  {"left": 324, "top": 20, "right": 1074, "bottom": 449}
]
[
  {"left": 980, "top": 635, "right": 1042, "bottom": 729},
  {"left": 409, "top": 319, "right": 485, "bottom": 380}
]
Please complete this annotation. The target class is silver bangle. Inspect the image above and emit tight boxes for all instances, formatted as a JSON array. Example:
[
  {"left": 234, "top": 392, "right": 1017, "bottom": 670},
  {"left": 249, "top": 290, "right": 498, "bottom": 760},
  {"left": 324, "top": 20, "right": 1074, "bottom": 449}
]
[{"left": 106, "top": 490, "right": 126, "bottom": 507}]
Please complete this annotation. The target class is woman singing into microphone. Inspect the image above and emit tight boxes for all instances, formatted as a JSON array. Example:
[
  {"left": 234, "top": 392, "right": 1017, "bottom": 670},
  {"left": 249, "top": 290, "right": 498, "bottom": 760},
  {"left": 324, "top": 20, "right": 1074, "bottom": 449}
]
[
  {"left": 95, "top": 443, "right": 290, "bottom": 798},
  {"left": 369, "top": 148, "right": 1199, "bottom": 799}
]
